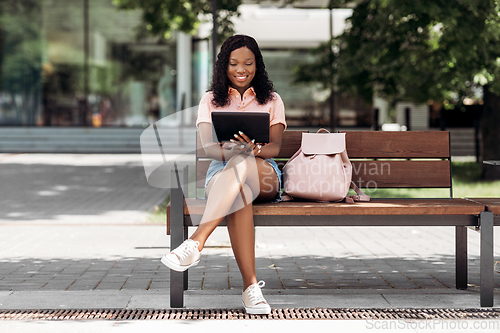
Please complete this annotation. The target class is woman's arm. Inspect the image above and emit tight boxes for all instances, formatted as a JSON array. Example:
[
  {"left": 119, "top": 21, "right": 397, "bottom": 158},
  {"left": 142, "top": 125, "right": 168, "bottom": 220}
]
[
  {"left": 254, "top": 123, "right": 284, "bottom": 159},
  {"left": 198, "top": 123, "right": 247, "bottom": 161},
  {"left": 198, "top": 123, "right": 223, "bottom": 160}
]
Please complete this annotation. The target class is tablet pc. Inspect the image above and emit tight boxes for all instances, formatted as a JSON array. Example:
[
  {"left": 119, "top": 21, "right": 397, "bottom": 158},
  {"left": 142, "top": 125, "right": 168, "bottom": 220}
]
[{"left": 211, "top": 111, "right": 270, "bottom": 143}]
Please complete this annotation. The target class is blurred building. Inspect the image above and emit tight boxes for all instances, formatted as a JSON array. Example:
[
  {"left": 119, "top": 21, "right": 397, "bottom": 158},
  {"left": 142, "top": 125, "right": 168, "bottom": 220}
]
[
  {"left": 0, "top": 0, "right": 476, "bottom": 155},
  {"left": 0, "top": 1, "right": 366, "bottom": 130},
  {"left": 0, "top": 0, "right": 178, "bottom": 128}
]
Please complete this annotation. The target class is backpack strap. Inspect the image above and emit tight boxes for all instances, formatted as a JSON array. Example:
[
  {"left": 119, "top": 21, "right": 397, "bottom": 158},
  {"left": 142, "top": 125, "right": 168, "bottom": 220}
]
[
  {"left": 344, "top": 182, "right": 371, "bottom": 203},
  {"left": 280, "top": 192, "right": 294, "bottom": 202}
]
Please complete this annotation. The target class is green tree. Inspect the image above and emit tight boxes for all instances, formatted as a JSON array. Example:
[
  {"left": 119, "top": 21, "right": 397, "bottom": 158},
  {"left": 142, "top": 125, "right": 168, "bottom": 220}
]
[
  {"left": 112, "top": 0, "right": 242, "bottom": 41},
  {"left": 0, "top": 0, "right": 42, "bottom": 125},
  {"left": 296, "top": 0, "right": 500, "bottom": 179},
  {"left": 336, "top": 0, "right": 500, "bottom": 104}
]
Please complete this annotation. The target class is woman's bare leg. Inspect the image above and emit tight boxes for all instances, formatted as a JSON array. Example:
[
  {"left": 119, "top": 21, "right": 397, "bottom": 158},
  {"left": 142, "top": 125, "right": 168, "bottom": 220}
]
[
  {"left": 226, "top": 196, "right": 257, "bottom": 290},
  {"left": 189, "top": 155, "right": 261, "bottom": 250},
  {"left": 226, "top": 159, "right": 279, "bottom": 290}
]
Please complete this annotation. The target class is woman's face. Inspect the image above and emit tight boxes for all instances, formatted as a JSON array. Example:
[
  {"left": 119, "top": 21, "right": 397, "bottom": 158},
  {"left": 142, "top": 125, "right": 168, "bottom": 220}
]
[{"left": 227, "top": 46, "right": 256, "bottom": 95}]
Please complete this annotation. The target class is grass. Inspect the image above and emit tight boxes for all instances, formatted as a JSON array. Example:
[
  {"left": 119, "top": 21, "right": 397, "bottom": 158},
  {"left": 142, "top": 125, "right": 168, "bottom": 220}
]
[
  {"left": 147, "top": 162, "right": 500, "bottom": 223},
  {"left": 451, "top": 162, "right": 500, "bottom": 198},
  {"left": 147, "top": 194, "right": 170, "bottom": 224}
]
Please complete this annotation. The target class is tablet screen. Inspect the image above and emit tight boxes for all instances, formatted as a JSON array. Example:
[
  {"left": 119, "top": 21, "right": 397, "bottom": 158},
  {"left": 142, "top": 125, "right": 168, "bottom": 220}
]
[{"left": 211, "top": 111, "right": 270, "bottom": 143}]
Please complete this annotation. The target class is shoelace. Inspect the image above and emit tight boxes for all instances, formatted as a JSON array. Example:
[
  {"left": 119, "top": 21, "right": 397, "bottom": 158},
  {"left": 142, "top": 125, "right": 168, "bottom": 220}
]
[
  {"left": 246, "top": 281, "right": 266, "bottom": 305},
  {"left": 172, "top": 240, "right": 200, "bottom": 260}
]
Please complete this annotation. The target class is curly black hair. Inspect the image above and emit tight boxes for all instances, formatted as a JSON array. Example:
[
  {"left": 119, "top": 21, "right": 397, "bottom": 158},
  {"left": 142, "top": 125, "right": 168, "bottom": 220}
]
[{"left": 209, "top": 34, "right": 275, "bottom": 107}]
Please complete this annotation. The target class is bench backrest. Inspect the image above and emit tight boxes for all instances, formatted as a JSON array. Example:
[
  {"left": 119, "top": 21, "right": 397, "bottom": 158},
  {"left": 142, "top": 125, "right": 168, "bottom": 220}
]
[{"left": 196, "top": 131, "right": 452, "bottom": 198}]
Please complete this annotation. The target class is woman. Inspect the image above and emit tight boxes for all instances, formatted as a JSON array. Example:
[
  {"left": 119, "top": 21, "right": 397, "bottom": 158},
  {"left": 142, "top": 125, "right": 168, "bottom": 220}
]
[{"left": 161, "top": 34, "right": 286, "bottom": 315}]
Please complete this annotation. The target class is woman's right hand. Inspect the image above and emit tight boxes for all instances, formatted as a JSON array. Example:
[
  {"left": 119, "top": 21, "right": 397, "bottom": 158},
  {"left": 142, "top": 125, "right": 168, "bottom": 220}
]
[
  {"left": 225, "top": 140, "right": 252, "bottom": 157},
  {"left": 231, "top": 131, "right": 263, "bottom": 156}
]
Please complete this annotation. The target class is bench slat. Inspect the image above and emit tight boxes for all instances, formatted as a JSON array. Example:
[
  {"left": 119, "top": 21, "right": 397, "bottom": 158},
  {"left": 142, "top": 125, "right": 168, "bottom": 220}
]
[
  {"left": 351, "top": 160, "right": 450, "bottom": 188},
  {"left": 198, "top": 131, "right": 449, "bottom": 159},
  {"left": 181, "top": 198, "right": 484, "bottom": 216},
  {"left": 196, "top": 160, "right": 451, "bottom": 188},
  {"left": 167, "top": 199, "right": 482, "bottom": 234},
  {"left": 167, "top": 201, "right": 481, "bottom": 235},
  {"left": 345, "top": 131, "right": 450, "bottom": 158},
  {"left": 466, "top": 198, "right": 500, "bottom": 216}
]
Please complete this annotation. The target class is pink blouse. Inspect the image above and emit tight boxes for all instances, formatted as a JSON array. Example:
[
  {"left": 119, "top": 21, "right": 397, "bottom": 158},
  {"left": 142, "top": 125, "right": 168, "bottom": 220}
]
[{"left": 196, "top": 87, "right": 287, "bottom": 130}]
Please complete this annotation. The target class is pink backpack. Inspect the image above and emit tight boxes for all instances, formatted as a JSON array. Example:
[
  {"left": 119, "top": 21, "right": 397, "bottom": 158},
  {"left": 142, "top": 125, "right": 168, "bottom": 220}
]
[{"left": 282, "top": 129, "right": 369, "bottom": 203}]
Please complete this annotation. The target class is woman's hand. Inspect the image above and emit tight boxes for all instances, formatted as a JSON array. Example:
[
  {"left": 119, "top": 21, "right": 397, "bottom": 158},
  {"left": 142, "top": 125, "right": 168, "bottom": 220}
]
[
  {"left": 231, "top": 131, "right": 264, "bottom": 157},
  {"left": 199, "top": 123, "right": 283, "bottom": 161},
  {"left": 226, "top": 141, "right": 251, "bottom": 155}
]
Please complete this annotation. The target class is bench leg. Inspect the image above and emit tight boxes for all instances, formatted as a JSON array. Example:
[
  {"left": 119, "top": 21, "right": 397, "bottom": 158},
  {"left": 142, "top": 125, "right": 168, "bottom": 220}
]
[
  {"left": 181, "top": 166, "right": 189, "bottom": 292},
  {"left": 170, "top": 167, "right": 186, "bottom": 308},
  {"left": 184, "top": 226, "right": 189, "bottom": 291},
  {"left": 456, "top": 226, "right": 468, "bottom": 290},
  {"left": 480, "top": 211, "right": 494, "bottom": 307}
]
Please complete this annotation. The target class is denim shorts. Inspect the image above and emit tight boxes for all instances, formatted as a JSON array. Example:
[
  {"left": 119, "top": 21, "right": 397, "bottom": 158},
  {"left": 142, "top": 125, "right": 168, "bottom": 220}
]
[{"left": 205, "top": 158, "right": 282, "bottom": 202}]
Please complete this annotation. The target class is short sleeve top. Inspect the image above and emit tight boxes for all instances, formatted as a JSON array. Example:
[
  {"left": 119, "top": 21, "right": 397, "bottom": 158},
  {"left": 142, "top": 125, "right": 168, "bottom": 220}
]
[{"left": 196, "top": 87, "right": 287, "bottom": 130}]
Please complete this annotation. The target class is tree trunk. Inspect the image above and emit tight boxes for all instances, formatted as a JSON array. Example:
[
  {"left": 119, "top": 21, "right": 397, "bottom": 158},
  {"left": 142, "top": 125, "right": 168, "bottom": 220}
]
[{"left": 481, "top": 85, "right": 500, "bottom": 180}]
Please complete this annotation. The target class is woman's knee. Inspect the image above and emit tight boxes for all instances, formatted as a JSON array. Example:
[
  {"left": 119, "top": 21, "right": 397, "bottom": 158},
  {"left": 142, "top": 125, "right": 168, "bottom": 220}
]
[
  {"left": 225, "top": 155, "right": 248, "bottom": 175},
  {"left": 225, "top": 155, "right": 259, "bottom": 179},
  {"left": 228, "top": 183, "right": 255, "bottom": 216},
  {"left": 240, "top": 183, "right": 255, "bottom": 204},
  {"left": 227, "top": 154, "right": 247, "bottom": 165}
]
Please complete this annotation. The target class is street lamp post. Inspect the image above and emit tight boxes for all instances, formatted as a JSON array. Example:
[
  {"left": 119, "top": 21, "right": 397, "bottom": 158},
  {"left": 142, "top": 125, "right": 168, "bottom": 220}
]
[
  {"left": 83, "top": 0, "right": 89, "bottom": 126},
  {"left": 212, "top": 0, "right": 217, "bottom": 71},
  {"left": 329, "top": 6, "right": 335, "bottom": 131}
]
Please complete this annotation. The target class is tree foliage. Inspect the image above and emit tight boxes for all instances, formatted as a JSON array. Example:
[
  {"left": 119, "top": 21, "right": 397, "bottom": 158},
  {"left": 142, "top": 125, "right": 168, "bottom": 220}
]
[
  {"left": 0, "top": 0, "right": 42, "bottom": 94},
  {"left": 292, "top": 39, "right": 337, "bottom": 92},
  {"left": 293, "top": 0, "right": 500, "bottom": 178},
  {"left": 335, "top": 0, "right": 500, "bottom": 104},
  {"left": 112, "top": 0, "right": 242, "bottom": 41}
]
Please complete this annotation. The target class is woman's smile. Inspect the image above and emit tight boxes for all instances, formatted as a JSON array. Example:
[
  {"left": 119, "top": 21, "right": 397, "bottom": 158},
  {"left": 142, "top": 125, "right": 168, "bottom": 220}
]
[
  {"left": 235, "top": 75, "right": 249, "bottom": 82},
  {"left": 227, "top": 46, "right": 256, "bottom": 95}
]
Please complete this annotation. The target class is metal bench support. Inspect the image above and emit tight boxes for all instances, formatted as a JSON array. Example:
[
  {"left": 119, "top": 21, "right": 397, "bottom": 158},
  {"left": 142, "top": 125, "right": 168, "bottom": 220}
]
[
  {"left": 170, "top": 166, "right": 188, "bottom": 308},
  {"left": 455, "top": 226, "right": 468, "bottom": 290},
  {"left": 480, "top": 211, "right": 494, "bottom": 307}
]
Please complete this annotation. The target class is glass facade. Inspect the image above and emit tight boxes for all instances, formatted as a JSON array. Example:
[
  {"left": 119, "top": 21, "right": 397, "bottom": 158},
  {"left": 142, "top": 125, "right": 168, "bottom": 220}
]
[
  {"left": 0, "top": 1, "right": 369, "bottom": 128},
  {"left": 0, "top": 0, "right": 178, "bottom": 127}
]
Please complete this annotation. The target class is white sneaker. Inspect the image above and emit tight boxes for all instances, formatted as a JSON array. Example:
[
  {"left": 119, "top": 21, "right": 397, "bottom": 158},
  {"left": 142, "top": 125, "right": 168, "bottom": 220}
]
[
  {"left": 242, "top": 280, "right": 271, "bottom": 315},
  {"left": 161, "top": 239, "right": 201, "bottom": 272}
]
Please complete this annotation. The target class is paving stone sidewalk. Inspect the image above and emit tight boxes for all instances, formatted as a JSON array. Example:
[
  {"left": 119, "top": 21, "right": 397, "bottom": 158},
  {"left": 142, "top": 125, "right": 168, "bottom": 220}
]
[
  {"left": 1, "top": 223, "right": 500, "bottom": 308},
  {"left": 0, "top": 224, "right": 497, "bottom": 291}
]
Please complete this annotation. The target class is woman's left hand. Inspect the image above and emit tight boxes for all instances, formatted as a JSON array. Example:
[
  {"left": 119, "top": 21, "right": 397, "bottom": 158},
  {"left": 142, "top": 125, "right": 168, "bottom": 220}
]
[{"left": 231, "top": 131, "right": 263, "bottom": 156}]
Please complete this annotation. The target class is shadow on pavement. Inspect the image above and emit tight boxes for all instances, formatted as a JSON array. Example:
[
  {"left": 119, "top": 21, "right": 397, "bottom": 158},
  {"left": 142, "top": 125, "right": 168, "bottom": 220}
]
[
  {"left": 0, "top": 254, "right": 491, "bottom": 292},
  {"left": 0, "top": 164, "right": 167, "bottom": 221}
]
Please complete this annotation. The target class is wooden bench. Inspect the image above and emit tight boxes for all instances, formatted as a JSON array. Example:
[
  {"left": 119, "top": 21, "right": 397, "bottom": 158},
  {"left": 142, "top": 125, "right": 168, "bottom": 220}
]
[{"left": 167, "top": 131, "right": 493, "bottom": 308}]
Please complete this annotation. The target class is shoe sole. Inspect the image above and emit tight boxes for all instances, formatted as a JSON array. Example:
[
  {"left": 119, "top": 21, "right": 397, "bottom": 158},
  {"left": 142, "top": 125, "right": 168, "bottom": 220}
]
[
  {"left": 161, "top": 256, "right": 200, "bottom": 272},
  {"left": 242, "top": 302, "right": 271, "bottom": 315}
]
